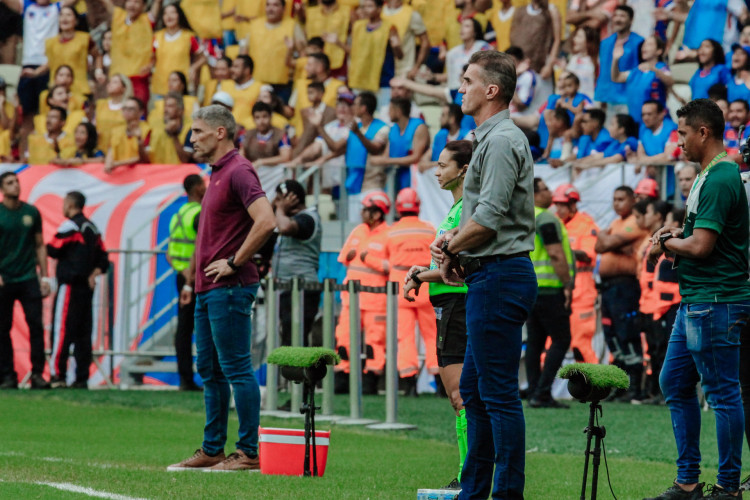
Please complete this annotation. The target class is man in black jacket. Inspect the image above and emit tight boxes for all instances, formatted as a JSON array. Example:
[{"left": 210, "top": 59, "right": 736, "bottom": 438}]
[{"left": 47, "top": 191, "right": 109, "bottom": 389}]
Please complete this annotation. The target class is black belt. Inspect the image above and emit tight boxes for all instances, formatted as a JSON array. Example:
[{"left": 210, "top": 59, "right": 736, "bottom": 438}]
[
  {"left": 461, "top": 252, "right": 530, "bottom": 276},
  {"left": 596, "top": 275, "right": 638, "bottom": 290}
]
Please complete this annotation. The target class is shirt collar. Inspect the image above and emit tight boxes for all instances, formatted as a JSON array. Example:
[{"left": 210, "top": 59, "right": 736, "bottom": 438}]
[
  {"left": 211, "top": 149, "right": 238, "bottom": 171},
  {"left": 473, "top": 109, "right": 510, "bottom": 144}
]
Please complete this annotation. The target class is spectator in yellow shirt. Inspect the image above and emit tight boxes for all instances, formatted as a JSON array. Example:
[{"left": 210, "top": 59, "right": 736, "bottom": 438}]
[
  {"left": 52, "top": 122, "right": 105, "bottom": 167},
  {"left": 148, "top": 92, "right": 193, "bottom": 165},
  {"left": 26, "top": 106, "right": 76, "bottom": 165},
  {"left": 218, "top": 55, "right": 263, "bottom": 127},
  {"left": 202, "top": 55, "right": 232, "bottom": 106},
  {"left": 104, "top": 97, "right": 150, "bottom": 173},
  {"left": 99, "top": 0, "right": 162, "bottom": 105},
  {"left": 34, "top": 85, "right": 86, "bottom": 137},
  {"left": 0, "top": 77, "right": 15, "bottom": 161},
  {"left": 38, "top": 65, "right": 87, "bottom": 116},
  {"left": 148, "top": 71, "right": 198, "bottom": 129},
  {"left": 151, "top": 3, "right": 204, "bottom": 97},
  {"left": 95, "top": 73, "right": 131, "bottom": 151}
]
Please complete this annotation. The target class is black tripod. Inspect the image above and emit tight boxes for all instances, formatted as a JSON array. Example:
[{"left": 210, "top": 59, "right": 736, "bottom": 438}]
[
  {"left": 301, "top": 381, "right": 320, "bottom": 477},
  {"left": 580, "top": 401, "right": 606, "bottom": 500}
]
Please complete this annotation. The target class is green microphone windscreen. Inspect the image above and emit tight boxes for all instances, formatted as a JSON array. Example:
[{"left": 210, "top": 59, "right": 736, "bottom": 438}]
[
  {"left": 558, "top": 363, "right": 629, "bottom": 389},
  {"left": 267, "top": 347, "right": 341, "bottom": 368}
]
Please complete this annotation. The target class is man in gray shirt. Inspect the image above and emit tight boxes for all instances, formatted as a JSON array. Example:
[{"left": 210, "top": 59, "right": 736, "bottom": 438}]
[{"left": 431, "top": 50, "right": 538, "bottom": 499}]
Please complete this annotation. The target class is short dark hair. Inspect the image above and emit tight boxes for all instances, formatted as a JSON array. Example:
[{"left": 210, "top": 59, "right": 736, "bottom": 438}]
[
  {"left": 564, "top": 72, "right": 580, "bottom": 87},
  {"left": 533, "top": 177, "right": 545, "bottom": 193},
  {"left": 0, "top": 171, "right": 17, "bottom": 184},
  {"left": 731, "top": 98, "right": 750, "bottom": 113},
  {"left": 445, "top": 103, "right": 464, "bottom": 127},
  {"left": 165, "top": 91, "right": 184, "bottom": 110},
  {"left": 633, "top": 199, "right": 649, "bottom": 215},
  {"left": 708, "top": 82, "right": 729, "bottom": 101},
  {"left": 676, "top": 98, "right": 725, "bottom": 140},
  {"left": 443, "top": 139, "right": 472, "bottom": 167},
  {"left": 357, "top": 91, "right": 378, "bottom": 115},
  {"left": 218, "top": 55, "right": 232, "bottom": 67},
  {"left": 276, "top": 179, "right": 306, "bottom": 202},
  {"left": 309, "top": 52, "right": 330, "bottom": 73},
  {"left": 615, "top": 185, "right": 635, "bottom": 197},
  {"left": 308, "top": 36, "right": 325, "bottom": 49},
  {"left": 252, "top": 101, "right": 273, "bottom": 116},
  {"left": 670, "top": 207, "right": 685, "bottom": 226},
  {"left": 614, "top": 4, "right": 634, "bottom": 20},
  {"left": 552, "top": 107, "right": 571, "bottom": 128},
  {"left": 643, "top": 99, "right": 664, "bottom": 113},
  {"left": 647, "top": 199, "right": 670, "bottom": 220},
  {"left": 308, "top": 81, "right": 325, "bottom": 94},
  {"left": 469, "top": 50, "right": 517, "bottom": 105},
  {"left": 615, "top": 114, "right": 639, "bottom": 139},
  {"left": 390, "top": 97, "right": 411, "bottom": 117},
  {"left": 49, "top": 105, "right": 67, "bottom": 122},
  {"left": 183, "top": 174, "right": 203, "bottom": 194},
  {"left": 66, "top": 190, "right": 86, "bottom": 210},
  {"left": 584, "top": 108, "right": 606, "bottom": 128},
  {"left": 237, "top": 55, "right": 254, "bottom": 74},
  {"left": 367, "top": 0, "right": 384, "bottom": 6},
  {"left": 504, "top": 45, "right": 524, "bottom": 61},
  {"left": 127, "top": 97, "right": 145, "bottom": 111}
]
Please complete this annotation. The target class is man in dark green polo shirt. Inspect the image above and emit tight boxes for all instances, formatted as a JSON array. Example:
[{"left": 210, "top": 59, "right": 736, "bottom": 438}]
[
  {"left": 645, "top": 99, "right": 750, "bottom": 500},
  {"left": 0, "top": 171, "right": 51, "bottom": 390}
]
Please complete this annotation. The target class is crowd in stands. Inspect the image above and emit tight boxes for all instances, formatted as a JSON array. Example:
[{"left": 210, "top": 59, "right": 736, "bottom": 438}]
[{"left": 0, "top": 0, "right": 748, "bottom": 210}]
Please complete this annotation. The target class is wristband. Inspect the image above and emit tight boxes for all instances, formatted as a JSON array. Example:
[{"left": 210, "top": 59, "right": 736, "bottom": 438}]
[
  {"left": 441, "top": 240, "right": 458, "bottom": 260},
  {"left": 182, "top": 285, "right": 193, "bottom": 293},
  {"left": 227, "top": 255, "right": 241, "bottom": 271},
  {"left": 410, "top": 272, "right": 423, "bottom": 286},
  {"left": 659, "top": 233, "right": 673, "bottom": 253}
]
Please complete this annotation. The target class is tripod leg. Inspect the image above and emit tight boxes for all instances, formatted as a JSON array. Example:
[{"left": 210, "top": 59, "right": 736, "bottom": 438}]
[
  {"left": 580, "top": 403, "right": 597, "bottom": 500},
  {"left": 303, "top": 384, "right": 311, "bottom": 477},
  {"left": 311, "top": 390, "right": 318, "bottom": 477},
  {"left": 591, "top": 431, "right": 604, "bottom": 500}
]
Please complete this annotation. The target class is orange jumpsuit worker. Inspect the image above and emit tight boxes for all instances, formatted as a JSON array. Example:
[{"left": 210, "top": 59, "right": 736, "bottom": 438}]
[
  {"left": 334, "top": 191, "right": 391, "bottom": 395},
  {"left": 384, "top": 188, "right": 438, "bottom": 396},
  {"left": 552, "top": 184, "right": 599, "bottom": 364}
]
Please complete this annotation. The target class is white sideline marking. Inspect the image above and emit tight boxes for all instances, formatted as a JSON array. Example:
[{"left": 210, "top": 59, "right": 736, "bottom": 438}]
[
  {"left": 1, "top": 451, "right": 154, "bottom": 471},
  {"left": 35, "top": 481, "right": 149, "bottom": 500}
]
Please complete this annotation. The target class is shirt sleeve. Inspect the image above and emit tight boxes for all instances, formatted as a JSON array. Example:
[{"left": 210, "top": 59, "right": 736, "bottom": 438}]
[
  {"left": 32, "top": 206, "right": 42, "bottom": 234},
  {"left": 409, "top": 11, "right": 427, "bottom": 36},
  {"left": 231, "top": 164, "right": 267, "bottom": 210},
  {"left": 278, "top": 133, "right": 291, "bottom": 149},
  {"left": 538, "top": 220, "right": 562, "bottom": 246},
  {"left": 374, "top": 126, "right": 389, "bottom": 144},
  {"left": 292, "top": 213, "right": 316, "bottom": 240},
  {"left": 471, "top": 135, "right": 520, "bottom": 230}
]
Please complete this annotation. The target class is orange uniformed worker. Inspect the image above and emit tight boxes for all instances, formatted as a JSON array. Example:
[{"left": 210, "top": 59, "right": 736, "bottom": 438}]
[
  {"left": 634, "top": 177, "right": 659, "bottom": 203},
  {"left": 385, "top": 188, "right": 438, "bottom": 395},
  {"left": 552, "top": 184, "right": 599, "bottom": 364},
  {"left": 334, "top": 191, "right": 391, "bottom": 395}
]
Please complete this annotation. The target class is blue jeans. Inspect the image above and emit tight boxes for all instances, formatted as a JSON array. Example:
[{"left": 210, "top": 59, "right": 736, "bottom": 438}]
[
  {"left": 195, "top": 284, "right": 260, "bottom": 457},
  {"left": 459, "top": 258, "right": 538, "bottom": 500},
  {"left": 660, "top": 302, "right": 750, "bottom": 491}
]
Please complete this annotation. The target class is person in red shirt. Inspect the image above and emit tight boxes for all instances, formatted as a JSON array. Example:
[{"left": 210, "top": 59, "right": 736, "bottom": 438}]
[{"left": 168, "top": 105, "right": 276, "bottom": 473}]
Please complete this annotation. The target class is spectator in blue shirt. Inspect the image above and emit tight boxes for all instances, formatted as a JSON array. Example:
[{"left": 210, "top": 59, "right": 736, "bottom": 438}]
[
  {"left": 688, "top": 39, "right": 728, "bottom": 100},
  {"left": 537, "top": 72, "right": 591, "bottom": 151},
  {"left": 727, "top": 44, "right": 750, "bottom": 102},
  {"left": 575, "top": 108, "right": 613, "bottom": 159},
  {"left": 541, "top": 108, "right": 572, "bottom": 163},
  {"left": 423, "top": 103, "right": 470, "bottom": 167},
  {"left": 612, "top": 35, "right": 673, "bottom": 124},
  {"left": 573, "top": 113, "right": 639, "bottom": 172},
  {"left": 594, "top": 5, "right": 644, "bottom": 111},
  {"left": 635, "top": 100, "right": 677, "bottom": 190},
  {"left": 680, "top": 0, "right": 747, "bottom": 52}
]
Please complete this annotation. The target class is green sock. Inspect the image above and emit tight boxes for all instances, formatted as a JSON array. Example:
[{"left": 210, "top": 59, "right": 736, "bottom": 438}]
[{"left": 456, "top": 409, "right": 468, "bottom": 481}]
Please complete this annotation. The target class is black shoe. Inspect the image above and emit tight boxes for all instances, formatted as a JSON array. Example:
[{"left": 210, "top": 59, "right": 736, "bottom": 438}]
[
  {"left": 630, "top": 392, "right": 648, "bottom": 405},
  {"left": 50, "top": 377, "right": 67, "bottom": 389},
  {"left": 362, "top": 372, "right": 378, "bottom": 395},
  {"left": 30, "top": 374, "right": 50, "bottom": 390},
  {"left": 643, "top": 481, "right": 704, "bottom": 500},
  {"left": 0, "top": 377, "right": 18, "bottom": 390},
  {"left": 704, "top": 484, "right": 741, "bottom": 499},
  {"left": 740, "top": 475, "right": 750, "bottom": 492},
  {"left": 179, "top": 382, "right": 202, "bottom": 392},
  {"left": 443, "top": 478, "right": 461, "bottom": 490},
  {"left": 399, "top": 375, "right": 418, "bottom": 397},
  {"left": 334, "top": 371, "right": 349, "bottom": 394},
  {"left": 69, "top": 380, "right": 88, "bottom": 389},
  {"left": 528, "top": 397, "right": 569, "bottom": 409}
]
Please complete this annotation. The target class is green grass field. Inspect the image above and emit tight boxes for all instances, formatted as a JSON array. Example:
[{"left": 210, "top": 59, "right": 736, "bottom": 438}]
[{"left": 0, "top": 389, "right": 743, "bottom": 499}]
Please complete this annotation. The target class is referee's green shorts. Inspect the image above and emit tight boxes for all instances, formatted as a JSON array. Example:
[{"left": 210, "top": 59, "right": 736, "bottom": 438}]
[{"left": 430, "top": 293, "right": 467, "bottom": 367}]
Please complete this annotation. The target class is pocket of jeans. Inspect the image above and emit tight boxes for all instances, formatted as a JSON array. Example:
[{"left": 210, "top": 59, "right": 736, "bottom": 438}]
[
  {"left": 685, "top": 305, "right": 711, "bottom": 352},
  {"left": 726, "top": 305, "right": 750, "bottom": 345},
  {"left": 227, "top": 288, "right": 253, "bottom": 316}
]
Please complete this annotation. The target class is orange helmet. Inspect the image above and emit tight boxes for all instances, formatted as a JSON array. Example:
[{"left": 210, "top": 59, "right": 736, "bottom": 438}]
[
  {"left": 395, "top": 188, "right": 420, "bottom": 214},
  {"left": 552, "top": 183, "right": 581, "bottom": 203},
  {"left": 361, "top": 190, "right": 391, "bottom": 214},
  {"left": 635, "top": 178, "right": 659, "bottom": 198}
]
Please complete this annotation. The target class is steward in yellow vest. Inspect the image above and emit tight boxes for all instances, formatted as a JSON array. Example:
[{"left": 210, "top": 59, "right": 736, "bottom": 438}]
[{"left": 525, "top": 178, "right": 574, "bottom": 409}]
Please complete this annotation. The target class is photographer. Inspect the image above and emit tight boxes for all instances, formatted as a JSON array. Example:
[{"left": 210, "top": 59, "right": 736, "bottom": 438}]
[{"left": 271, "top": 180, "right": 322, "bottom": 347}]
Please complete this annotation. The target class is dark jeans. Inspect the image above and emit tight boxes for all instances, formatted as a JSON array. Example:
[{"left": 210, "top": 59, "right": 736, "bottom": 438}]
[
  {"left": 525, "top": 290, "right": 571, "bottom": 401},
  {"left": 459, "top": 257, "right": 538, "bottom": 500},
  {"left": 739, "top": 318, "right": 750, "bottom": 450},
  {"left": 195, "top": 283, "right": 260, "bottom": 456},
  {"left": 0, "top": 278, "right": 45, "bottom": 381},
  {"left": 660, "top": 302, "right": 750, "bottom": 491},
  {"left": 279, "top": 290, "right": 321, "bottom": 347},
  {"left": 599, "top": 276, "right": 643, "bottom": 391},
  {"left": 18, "top": 66, "right": 48, "bottom": 116},
  {"left": 175, "top": 273, "right": 196, "bottom": 385},
  {"left": 50, "top": 283, "right": 93, "bottom": 383}
]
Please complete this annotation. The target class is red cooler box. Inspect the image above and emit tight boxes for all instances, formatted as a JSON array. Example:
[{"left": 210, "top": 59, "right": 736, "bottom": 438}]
[{"left": 259, "top": 427, "right": 331, "bottom": 476}]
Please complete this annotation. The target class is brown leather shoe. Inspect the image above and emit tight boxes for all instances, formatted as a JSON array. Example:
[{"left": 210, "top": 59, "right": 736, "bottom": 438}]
[
  {"left": 167, "top": 449, "right": 226, "bottom": 471},
  {"left": 206, "top": 449, "right": 260, "bottom": 472}
]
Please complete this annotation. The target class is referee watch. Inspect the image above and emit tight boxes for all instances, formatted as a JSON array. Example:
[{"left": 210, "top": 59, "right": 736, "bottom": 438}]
[
  {"left": 659, "top": 233, "right": 674, "bottom": 253},
  {"left": 441, "top": 240, "right": 458, "bottom": 260}
]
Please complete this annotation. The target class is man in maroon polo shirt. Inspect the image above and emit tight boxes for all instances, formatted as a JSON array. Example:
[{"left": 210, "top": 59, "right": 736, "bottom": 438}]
[{"left": 167, "top": 105, "right": 276, "bottom": 472}]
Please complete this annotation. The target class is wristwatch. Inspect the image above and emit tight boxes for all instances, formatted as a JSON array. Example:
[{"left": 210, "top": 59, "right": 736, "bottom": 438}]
[
  {"left": 410, "top": 271, "right": 423, "bottom": 286},
  {"left": 659, "top": 233, "right": 674, "bottom": 253},
  {"left": 441, "top": 240, "right": 458, "bottom": 260},
  {"left": 226, "top": 255, "right": 241, "bottom": 272}
]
